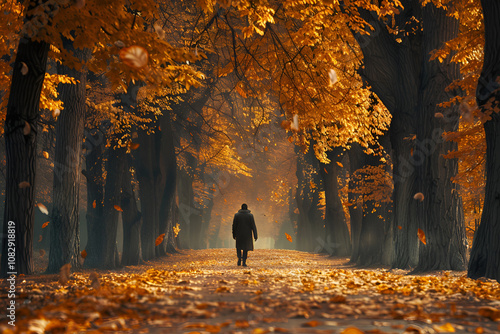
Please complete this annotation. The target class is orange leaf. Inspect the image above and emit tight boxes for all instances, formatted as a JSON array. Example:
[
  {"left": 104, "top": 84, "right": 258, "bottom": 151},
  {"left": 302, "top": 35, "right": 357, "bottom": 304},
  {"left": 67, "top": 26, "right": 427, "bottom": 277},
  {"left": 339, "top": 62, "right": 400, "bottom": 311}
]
[
  {"left": 114, "top": 205, "right": 123, "bottom": 212},
  {"left": 285, "top": 233, "right": 293, "bottom": 242},
  {"left": 324, "top": 167, "right": 328, "bottom": 174},
  {"left": 418, "top": 228, "right": 427, "bottom": 245},
  {"left": 128, "top": 141, "right": 140, "bottom": 150},
  {"left": 398, "top": 225, "right": 402, "bottom": 230},
  {"left": 302, "top": 320, "right": 322, "bottom": 327},
  {"left": 18, "top": 181, "right": 30, "bottom": 189},
  {"left": 433, "top": 323, "right": 455, "bottom": 333},
  {"left": 37, "top": 203, "right": 49, "bottom": 215},
  {"left": 414, "top": 192, "right": 425, "bottom": 201},
  {"left": 42, "top": 222, "right": 49, "bottom": 229},
  {"left": 92, "top": 200, "right": 96, "bottom": 208},
  {"left": 155, "top": 233, "right": 166, "bottom": 246},
  {"left": 341, "top": 327, "right": 364, "bottom": 334},
  {"left": 119, "top": 45, "right": 148, "bottom": 69},
  {"left": 336, "top": 161, "right": 343, "bottom": 168},
  {"left": 43, "top": 151, "right": 49, "bottom": 159},
  {"left": 81, "top": 250, "right": 87, "bottom": 259}
]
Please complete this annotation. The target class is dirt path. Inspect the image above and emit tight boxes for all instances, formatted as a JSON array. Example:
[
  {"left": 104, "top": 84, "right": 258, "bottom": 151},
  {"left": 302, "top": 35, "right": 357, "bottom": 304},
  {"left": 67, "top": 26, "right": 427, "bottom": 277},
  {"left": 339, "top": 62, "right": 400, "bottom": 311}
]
[{"left": 1, "top": 249, "right": 500, "bottom": 333}]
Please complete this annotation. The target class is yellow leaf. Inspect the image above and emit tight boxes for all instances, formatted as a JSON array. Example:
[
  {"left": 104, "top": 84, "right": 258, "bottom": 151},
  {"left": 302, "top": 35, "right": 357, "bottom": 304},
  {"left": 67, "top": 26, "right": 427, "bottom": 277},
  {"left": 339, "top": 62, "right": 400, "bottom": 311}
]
[
  {"left": 418, "top": 228, "right": 427, "bottom": 245},
  {"left": 433, "top": 323, "right": 455, "bottom": 333},
  {"left": 285, "top": 233, "right": 293, "bottom": 242},
  {"left": 114, "top": 205, "right": 123, "bottom": 212},
  {"left": 155, "top": 233, "right": 166, "bottom": 246}
]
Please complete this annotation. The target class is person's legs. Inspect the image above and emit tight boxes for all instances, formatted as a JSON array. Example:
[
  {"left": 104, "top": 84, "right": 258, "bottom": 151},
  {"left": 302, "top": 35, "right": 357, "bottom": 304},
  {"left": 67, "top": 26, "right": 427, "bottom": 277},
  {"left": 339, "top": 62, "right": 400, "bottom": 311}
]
[
  {"left": 236, "top": 248, "right": 242, "bottom": 266},
  {"left": 242, "top": 250, "right": 248, "bottom": 266}
]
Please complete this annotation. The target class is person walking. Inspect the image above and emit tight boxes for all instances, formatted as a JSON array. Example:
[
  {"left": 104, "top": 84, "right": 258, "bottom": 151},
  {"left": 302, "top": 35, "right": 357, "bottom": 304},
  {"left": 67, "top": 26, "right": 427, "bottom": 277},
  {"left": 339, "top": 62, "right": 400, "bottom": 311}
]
[{"left": 232, "top": 203, "right": 258, "bottom": 267}]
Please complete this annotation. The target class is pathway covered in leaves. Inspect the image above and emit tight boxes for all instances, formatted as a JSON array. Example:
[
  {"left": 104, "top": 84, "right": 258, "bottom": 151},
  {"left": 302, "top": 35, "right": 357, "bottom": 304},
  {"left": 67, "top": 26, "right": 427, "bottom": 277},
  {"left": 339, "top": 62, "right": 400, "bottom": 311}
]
[{"left": 2, "top": 249, "right": 500, "bottom": 333}]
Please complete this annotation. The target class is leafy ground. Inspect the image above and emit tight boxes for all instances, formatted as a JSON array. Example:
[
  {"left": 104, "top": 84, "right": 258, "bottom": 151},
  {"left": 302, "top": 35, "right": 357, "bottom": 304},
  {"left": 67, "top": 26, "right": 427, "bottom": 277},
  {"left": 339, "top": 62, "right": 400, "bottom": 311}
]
[{"left": 1, "top": 249, "right": 500, "bottom": 333}]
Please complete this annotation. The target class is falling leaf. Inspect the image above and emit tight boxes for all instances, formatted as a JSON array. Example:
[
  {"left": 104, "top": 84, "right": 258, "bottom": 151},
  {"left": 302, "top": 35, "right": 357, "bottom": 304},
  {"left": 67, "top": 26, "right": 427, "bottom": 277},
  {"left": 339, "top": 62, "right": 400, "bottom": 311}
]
[
  {"left": 81, "top": 250, "right": 87, "bottom": 259},
  {"left": 324, "top": 168, "right": 328, "bottom": 174},
  {"left": 336, "top": 161, "right": 343, "bottom": 168},
  {"left": 329, "top": 68, "right": 337, "bottom": 85},
  {"left": 341, "top": 327, "right": 364, "bottom": 334},
  {"left": 435, "top": 112, "right": 444, "bottom": 118},
  {"left": 18, "top": 181, "right": 30, "bottom": 189},
  {"left": 264, "top": 146, "right": 268, "bottom": 151},
  {"left": 418, "top": 228, "right": 427, "bottom": 245},
  {"left": 92, "top": 200, "right": 96, "bottom": 208},
  {"left": 42, "top": 222, "right": 49, "bottom": 229},
  {"left": 396, "top": 38, "right": 402, "bottom": 43},
  {"left": 23, "top": 121, "right": 31, "bottom": 135},
  {"left": 59, "top": 263, "right": 71, "bottom": 286},
  {"left": 43, "top": 151, "right": 49, "bottom": 159},
  {"left": 128, "top": 141, "right": 140, "bottom": 150},
  {"left": 37, "top": 203, "right": 49, "bottom": 215},
  {"left": 290, "top": 114, "right": 299, "bottom": 131},
  {"left": 52, "top": 108, "right": 60, "bottom": 118},
  {"left": 433, "top": 323, "right": 455, "bottom": 333},
  {"left": 39, "top": 249, "right": 45, "bottom": 257},
  {"left": 21, "top": 62, "right": 28, "bottom": 75},
  {"left": 119, "top": 45, "right": 148, "bottom": 69},
  {"left": 38, "top": 235, "right": 42, "bottom": 242},
  {"left": 285, "top": 233, "right": 292, "bottom": 242},
  {"left": 398, "top": 225, "right": 402, "bottom": 230},
  {"left": 114, "top": 205, "right": 123, "bottom": 212},
  {"left": 414, "top": 192, "right": 425, "bottom": 201},
  {"left": 410, "top": 147, "right": 414, "bottom": 156},
  {"left": 155, "top": 233, "right": 166, "bottom": 246},
  {"left": 294, "top": 208, "right": 299, "bottom": 214}
]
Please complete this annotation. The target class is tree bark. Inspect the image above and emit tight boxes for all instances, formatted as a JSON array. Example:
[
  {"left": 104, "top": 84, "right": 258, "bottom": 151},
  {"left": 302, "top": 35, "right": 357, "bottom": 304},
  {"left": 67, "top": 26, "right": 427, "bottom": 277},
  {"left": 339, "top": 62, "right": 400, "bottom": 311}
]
[
  {"left": 348, "top": 144, "right": 364, "bottom": 264},
  {"left": 319, "top": 148, "right": 351, "bottom": 257},
  {"left": 468, "top": 0, "right": 500, "bottom": 282},
  {"left": 120, "top": 157, "right": 143, "bottom": 266},
  {"left": 46, "top": 42, "right": 89, "bottom": 273},
  {"left": 1, "top": 36, "right": 49, "bottom": 276},
  {"left": 413, "top": 3, "right": 467, "bottom": 272}
]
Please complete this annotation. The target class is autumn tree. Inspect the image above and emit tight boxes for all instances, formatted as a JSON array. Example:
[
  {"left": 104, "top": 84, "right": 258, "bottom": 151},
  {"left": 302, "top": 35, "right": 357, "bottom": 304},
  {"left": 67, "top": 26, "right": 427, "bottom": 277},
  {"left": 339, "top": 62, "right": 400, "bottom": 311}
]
[{"left": 468, "top": 0, "right": 500, "bottom": 282}]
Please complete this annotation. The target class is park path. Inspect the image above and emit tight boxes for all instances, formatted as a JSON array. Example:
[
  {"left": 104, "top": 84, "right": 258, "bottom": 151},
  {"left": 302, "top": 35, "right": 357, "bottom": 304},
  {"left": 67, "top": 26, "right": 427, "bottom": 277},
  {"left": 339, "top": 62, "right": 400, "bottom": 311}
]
[{"left": 1, "top": 248, "right": 500, "bottom": 333}]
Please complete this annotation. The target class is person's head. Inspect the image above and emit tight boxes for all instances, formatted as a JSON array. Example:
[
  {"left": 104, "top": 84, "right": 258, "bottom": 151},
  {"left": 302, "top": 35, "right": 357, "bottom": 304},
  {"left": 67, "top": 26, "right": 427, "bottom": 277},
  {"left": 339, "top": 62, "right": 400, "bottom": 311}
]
[{"left": 241, "top": 203, "right": 248, "bottom": 210}]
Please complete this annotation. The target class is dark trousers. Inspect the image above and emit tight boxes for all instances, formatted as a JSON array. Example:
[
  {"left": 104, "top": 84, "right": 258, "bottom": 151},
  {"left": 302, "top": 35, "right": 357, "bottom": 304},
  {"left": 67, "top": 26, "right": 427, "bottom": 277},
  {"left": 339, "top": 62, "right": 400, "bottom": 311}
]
[{"left": 237, "top": 249, "right": 248, "bottom": 260}]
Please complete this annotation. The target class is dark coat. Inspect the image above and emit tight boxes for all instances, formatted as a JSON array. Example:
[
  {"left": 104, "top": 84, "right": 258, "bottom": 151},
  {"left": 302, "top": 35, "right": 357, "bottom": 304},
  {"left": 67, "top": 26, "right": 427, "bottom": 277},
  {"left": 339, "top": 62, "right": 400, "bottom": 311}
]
[{"left": 232, "top": 209, "right": 258, "bottom": 251}]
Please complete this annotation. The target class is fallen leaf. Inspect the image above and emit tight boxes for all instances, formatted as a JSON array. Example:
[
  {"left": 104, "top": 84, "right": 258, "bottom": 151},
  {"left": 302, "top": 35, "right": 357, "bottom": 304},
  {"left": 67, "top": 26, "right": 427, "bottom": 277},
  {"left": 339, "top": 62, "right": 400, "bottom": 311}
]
[
  {"left": 478, "top": 306, "right": 500, "bottom": 321},
  {"left": 433, "top": 323, "right": 455, "bottom": 333},
  {"left": 302, "top": 320, "right": 322, "bottom": 327},
  {"left": 341, "top": 327, "right": 364, "bottom": 334},
  {"left": 417, "top": 228, "right": 427, "bottom": 245}
]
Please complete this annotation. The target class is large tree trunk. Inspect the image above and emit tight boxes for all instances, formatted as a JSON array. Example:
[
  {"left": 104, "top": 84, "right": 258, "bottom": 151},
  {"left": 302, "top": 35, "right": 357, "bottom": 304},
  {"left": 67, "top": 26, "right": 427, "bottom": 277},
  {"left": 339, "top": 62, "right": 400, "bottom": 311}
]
[
  {"left": 468, "top": 0, "right": 500, "bottom": 282},
  {"left": 413, "top": 3, "right": 467, "bottom": 272},
  {"left": 82, "top": 128, "right": 105, "bottom": 268},
  {"left": 120, "top": 157, "right": 143, "bottom": 266},
  {"left": 46, "top": 42, "right": 89, "bottom": 273},
  {"left": 1, "top": 35, "right": 49, "bottom": 276},
  {"left": 319, "top": 148, "right": 351, "bottom": 257},
  {"left": 348, "top": 144, "right": 364, "bottom": 264}
]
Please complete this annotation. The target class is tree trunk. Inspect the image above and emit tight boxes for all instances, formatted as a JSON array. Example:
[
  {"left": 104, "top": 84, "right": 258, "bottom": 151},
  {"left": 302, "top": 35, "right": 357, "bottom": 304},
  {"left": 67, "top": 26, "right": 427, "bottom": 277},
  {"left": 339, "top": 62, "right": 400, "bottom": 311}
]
[
  {"left": 1, "top": 36, "right": 49, "bottom": 276},
  {"left": 348, "top": 144, "right": 364, "bottom": 264},
  {"left": 121, "top": 157, "right": 143, "bottom": 266},
  {"left": 82, "top": 128, "right": 105, "bottom": 269},
  {"left": 319, "top": 148, "right": 351, "bottom": 257},
  {"left": 413, "top": 3, "right": 467, "bottom": 272},
  {"left": 468, "top": 0, "right": 500, "bottom": 282},
  {"left": 47, "top": 42, "right": 89, "bottom": 273}
]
